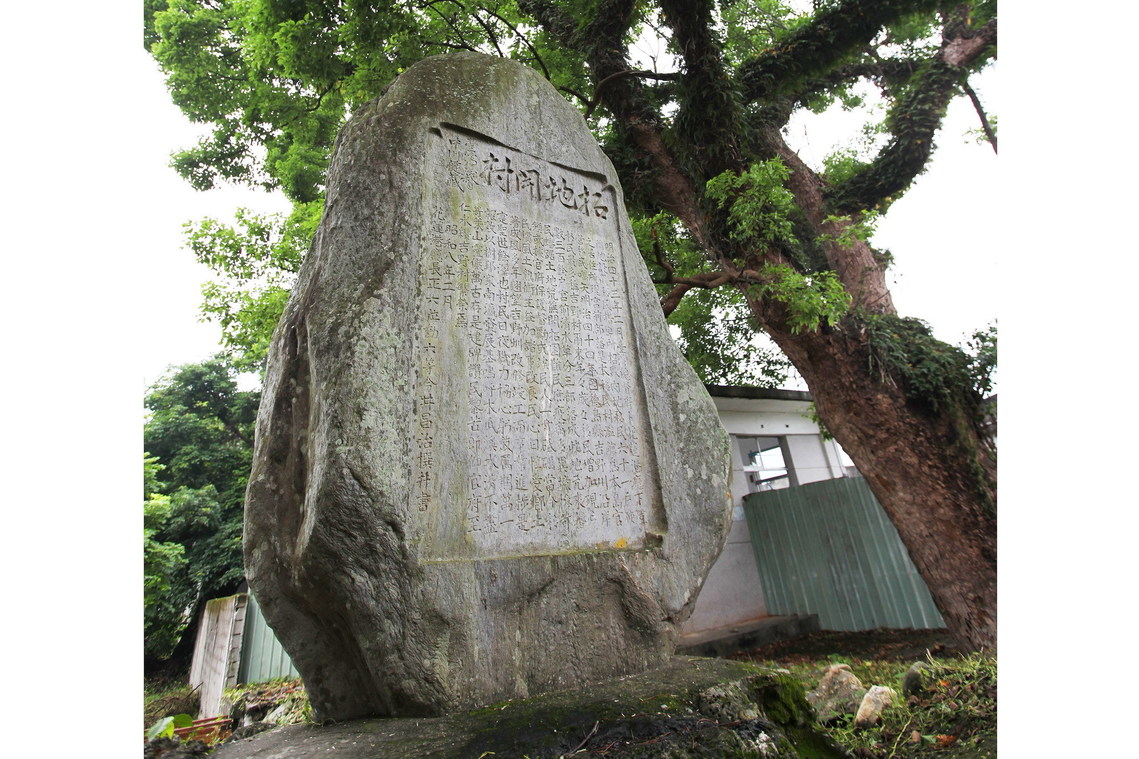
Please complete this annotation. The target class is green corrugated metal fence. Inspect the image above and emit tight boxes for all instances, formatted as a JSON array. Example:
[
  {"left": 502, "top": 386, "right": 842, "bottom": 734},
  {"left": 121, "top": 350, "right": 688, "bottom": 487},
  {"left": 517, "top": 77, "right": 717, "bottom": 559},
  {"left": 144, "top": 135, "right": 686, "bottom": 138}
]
[
  {"left": 743, "top": 476, "right": 945, "bottom": 631},
  {"left": 237, "top": 593, "right": 300, "bottom": 684}
]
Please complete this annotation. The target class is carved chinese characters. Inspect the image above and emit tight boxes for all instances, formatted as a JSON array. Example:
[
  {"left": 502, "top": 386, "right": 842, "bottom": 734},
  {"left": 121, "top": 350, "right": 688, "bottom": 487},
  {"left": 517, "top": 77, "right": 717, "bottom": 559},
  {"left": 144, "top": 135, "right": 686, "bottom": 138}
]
[{"left": 411, "top": 125, "right": 662, "bottom": 560}]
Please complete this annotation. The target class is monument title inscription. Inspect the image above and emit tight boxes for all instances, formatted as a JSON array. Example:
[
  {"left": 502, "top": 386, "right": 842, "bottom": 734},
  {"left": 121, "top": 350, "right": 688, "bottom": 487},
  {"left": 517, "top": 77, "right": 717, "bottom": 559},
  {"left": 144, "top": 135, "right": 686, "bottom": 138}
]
[
  {"left": 244, "top": 52, "right": 731, "bottom": 721},
  {"left": 412, "top": 124, "right": 662, "bottom": 560}
]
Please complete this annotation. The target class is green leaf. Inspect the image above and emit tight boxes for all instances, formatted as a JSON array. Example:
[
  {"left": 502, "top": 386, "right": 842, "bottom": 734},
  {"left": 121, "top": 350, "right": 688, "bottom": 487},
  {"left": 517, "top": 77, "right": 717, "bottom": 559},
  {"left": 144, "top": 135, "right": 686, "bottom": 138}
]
[
  {"left": 148, "top": 712, "right": 195, "bottom": 740},
  {"left": 705, "top": 160, "right": 798, "bottom": 247}
]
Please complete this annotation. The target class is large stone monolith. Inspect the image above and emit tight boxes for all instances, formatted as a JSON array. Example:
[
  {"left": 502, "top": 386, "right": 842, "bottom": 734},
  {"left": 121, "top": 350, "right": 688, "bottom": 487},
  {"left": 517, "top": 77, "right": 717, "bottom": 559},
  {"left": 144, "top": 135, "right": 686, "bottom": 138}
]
[{"left": 244, "top": 52, "right": 731, "bottom": 721}]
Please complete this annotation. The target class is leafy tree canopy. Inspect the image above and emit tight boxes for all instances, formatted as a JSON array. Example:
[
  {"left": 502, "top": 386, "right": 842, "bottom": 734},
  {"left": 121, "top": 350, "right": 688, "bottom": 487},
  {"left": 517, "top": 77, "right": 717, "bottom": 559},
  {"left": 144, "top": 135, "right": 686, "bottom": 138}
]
[
  {"left": 143, "top": 356, "right": 260, "bottom": 662},
  {"left": 146, "top": 0, "right": 996, "bottom": 385}
]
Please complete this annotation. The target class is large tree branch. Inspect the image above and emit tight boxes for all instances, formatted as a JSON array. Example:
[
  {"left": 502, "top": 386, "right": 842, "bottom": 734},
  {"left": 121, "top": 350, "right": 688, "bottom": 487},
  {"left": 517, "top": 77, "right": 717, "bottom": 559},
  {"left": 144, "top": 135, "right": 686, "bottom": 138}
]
[
  {"left": 757, "top": 126, "right": 896, "bottom": 316},
  {"left": 516, "top": 0, "right": 576, "bottom": 46},
  {"left": 659, "top": 0, "right": 743, "bottom": 179},
  {"left": 962, "top": 78, "right": 997, "bottom": 153},
  {"left": 791, "top": 59, "right": 919, "bottom": 107},
  {"left": 826, "top": 18, "right": 997, "bottom": 214},
  {"left": 580, "top": 70, "right": 680, "bottom": 119},
  {"left": 737, "top": 0, "right": 941, "bottom": 104},
  {"left": 477, "top": 6, "right": 551, "bottom": 78},
  {"left": 422, "top": 1, "right": 480, "bottom": 52},
  {"left": 521, "top": 0, "right": 715, "bottom": 257},
  {"left": 657, "top": 274, "right": 735, "bottom": 317}
]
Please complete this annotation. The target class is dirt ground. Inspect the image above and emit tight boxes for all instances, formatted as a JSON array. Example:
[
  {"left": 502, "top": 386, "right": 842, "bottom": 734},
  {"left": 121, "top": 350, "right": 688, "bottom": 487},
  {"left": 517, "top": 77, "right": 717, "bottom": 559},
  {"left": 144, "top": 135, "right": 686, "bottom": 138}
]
[{"left": 730, "top": 627, "right": 961, "bottom": 666}]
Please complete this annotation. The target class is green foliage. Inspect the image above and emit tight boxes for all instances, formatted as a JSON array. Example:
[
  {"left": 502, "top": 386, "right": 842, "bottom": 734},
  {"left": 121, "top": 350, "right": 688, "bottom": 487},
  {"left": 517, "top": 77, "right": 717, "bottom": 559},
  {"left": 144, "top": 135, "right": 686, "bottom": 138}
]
[
  {"left": 806, "top": 402, "right": 833, "bottom": 441},
  {"left": 964, "top": 114, "right": 997, "bottom": 146},
  {"left": 966, "top": 322, "right": 997, "bottom": 397},
  {"left": 225, "top": 678, "right": 312, "bottom": 726},
  {"left": 146, "top": 0, "right": 550, "bottom": 202},
  {"left": 826, "top": 56, "right": 971, "bottom": 215},
  {"left": 736, "top": 0, "right": 943, "bottom": 102},
  {"left": 671, "top": 286, "right": 792, "bottom": 387},
  {"left": 144, "top": 357, "right": 260, "bottom": 661},
  {"left": 633, "top": 210, "right": 794, "bottom": 387},
  {"left": 719, "top": 0, "right": 803, "bottom": 68},
  {"left": 147, "top": 713, "right": 194, "bottom": 741},
  {"left": 822, "top": 147, "right": 867, "bottom": 187},
  {"left": 743, "top": 641, "right": 996, "bottom": 759},
  {"left": 750, "top": 264, "right": 851, "bottom": 334},
  {"left": 818, "top": 210, "right": 881, "bottom": 249},
  {"left": 144, "top": 457, "right": 194, "bottom": 660},
  {"left": 864, "top": 315, "right": 981, "bottom": 413},
  {"left": 825, "top": 652, "right": 997, "bottom": 758},
  {"left": 705, "top": 160, "right": 798, "bottom": 247},
  {"left": 186, "top": 201, "right": 318, "bottom": 370},
  {"left": 145, "top": 677, "right": 201, "bottom": 727},
  {"left": 148, "top": 0, "right": 997, "bottom": 426}
]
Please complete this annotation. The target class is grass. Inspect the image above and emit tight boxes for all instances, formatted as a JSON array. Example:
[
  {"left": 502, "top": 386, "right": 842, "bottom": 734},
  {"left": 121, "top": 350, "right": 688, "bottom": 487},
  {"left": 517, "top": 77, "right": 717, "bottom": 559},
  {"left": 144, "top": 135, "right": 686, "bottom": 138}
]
[
  {"left": 143, "top": 672, "right": 199, "bottom": 730},
  {"left": 224, "top": 677, "right": 312, "bottom": 726},
  {"left": 734, "top": 634, "right": 996, "bottom": 759}
]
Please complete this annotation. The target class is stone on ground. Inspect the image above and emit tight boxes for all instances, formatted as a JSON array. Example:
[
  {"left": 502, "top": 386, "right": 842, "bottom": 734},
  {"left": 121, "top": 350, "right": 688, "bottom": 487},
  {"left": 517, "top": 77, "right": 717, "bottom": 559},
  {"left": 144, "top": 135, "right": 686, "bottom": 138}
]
[
  {"left": 806, "top": 664, "right": 867, "bottom": 723},
  {"left": 244, "top": 51, "right": 732, "bottom": 721},
  {"left": 853, "top": 685, "right": 897, "bottom": 729}
]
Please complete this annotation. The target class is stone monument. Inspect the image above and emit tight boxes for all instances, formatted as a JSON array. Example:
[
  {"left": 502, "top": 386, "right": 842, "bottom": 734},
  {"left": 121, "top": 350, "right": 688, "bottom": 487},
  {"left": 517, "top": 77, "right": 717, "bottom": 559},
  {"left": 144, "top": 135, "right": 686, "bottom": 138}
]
[{"left": 244, "top": 52, "right": 732, "bottom": 721}]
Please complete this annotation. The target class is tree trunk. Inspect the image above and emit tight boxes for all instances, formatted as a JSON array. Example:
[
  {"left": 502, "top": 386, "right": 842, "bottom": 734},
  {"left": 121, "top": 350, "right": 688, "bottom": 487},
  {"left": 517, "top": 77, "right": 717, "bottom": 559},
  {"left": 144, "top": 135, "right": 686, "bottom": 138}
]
[
  {"left": 708, "top": 128, "right": 998, "bottom": 652},
  {"left": 752, "top": 309, "right": 997, "bottom": 651},
  {"left": 545, "top": 1, "right": 1000, "bottom": 650}
]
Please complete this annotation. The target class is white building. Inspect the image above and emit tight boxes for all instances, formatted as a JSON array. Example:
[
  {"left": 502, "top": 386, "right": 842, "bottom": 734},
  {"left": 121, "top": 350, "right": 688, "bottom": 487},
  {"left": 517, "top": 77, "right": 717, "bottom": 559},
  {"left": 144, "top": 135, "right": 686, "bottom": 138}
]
[{"left": 679, "top": 386, "right": 852, "bottom": 651}]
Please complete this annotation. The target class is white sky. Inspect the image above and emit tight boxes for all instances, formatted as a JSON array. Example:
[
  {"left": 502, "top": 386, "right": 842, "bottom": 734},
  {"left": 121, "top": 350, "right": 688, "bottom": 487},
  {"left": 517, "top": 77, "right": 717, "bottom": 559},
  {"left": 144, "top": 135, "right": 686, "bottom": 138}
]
[
  {"left": 4, "top": 4, "right": 1136, "bottom": 755},
  {"left": 789, "top": 70, "right": 1000, "bottom": 345},
  {"left": 134, "top": 59, "right": 292, "bottom": 391}
]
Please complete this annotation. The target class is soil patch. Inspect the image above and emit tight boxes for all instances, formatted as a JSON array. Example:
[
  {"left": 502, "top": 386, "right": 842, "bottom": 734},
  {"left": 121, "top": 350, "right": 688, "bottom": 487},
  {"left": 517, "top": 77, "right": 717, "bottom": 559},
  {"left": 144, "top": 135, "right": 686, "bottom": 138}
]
[{"left": 730, "top": 628, "right": 960, "bottom": 666}]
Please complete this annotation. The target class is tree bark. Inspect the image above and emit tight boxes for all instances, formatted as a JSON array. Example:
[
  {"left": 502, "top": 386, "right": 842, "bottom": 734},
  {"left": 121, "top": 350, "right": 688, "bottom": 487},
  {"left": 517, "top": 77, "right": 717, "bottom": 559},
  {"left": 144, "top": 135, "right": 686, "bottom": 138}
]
[
  {"left": 754, "top": 315, "right": 997, "bottom": 650},
  {"left": 743, "top": 132, "right": 997, "bottom": 650}
]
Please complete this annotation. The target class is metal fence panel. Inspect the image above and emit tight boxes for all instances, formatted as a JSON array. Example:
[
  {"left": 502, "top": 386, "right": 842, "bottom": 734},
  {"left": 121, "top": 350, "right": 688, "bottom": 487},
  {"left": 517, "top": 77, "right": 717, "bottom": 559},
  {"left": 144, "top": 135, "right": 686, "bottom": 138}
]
[
  {"left": 238, "top": 593, "right": 300, "bottom": 684},
  {"left": 743, "top": 477, "right": 945, "bottom": 631}
]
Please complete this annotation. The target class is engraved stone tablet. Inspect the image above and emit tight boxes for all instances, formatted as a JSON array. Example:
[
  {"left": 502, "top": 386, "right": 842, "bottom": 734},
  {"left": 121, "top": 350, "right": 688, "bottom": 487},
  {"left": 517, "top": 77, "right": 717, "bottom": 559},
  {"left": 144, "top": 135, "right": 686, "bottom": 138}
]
[{"left": 244, "top": 52, "right": 731, "bottom": 721}]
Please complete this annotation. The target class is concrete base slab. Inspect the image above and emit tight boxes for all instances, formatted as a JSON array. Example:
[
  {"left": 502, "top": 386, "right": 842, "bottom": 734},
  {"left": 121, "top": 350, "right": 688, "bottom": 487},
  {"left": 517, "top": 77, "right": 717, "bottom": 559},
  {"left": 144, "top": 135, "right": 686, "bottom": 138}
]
[
  {"left": 676, "top": 614, "right": 820, "bottom": 658},
  {"left": 209, "top": 657, "right": 848, "bottom": 758}
]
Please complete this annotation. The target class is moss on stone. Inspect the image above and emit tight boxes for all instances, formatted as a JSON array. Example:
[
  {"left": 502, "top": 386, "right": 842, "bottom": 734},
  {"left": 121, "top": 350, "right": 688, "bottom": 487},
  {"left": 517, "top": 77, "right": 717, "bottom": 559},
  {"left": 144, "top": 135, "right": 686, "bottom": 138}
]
[{"left": 215, "top": 658, "right": 849, "bottom": 758}]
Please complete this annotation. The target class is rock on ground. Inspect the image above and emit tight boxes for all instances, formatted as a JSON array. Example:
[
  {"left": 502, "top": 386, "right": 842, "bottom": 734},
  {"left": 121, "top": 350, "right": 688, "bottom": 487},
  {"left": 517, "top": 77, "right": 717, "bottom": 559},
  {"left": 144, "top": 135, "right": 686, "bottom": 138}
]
[
  {"left": 244, "top": 50, "right": 731, "bottom": 721},
  {"left": 806, "top": 664, "right": 867, "bottom": 723},
  {"left": 853, "top": 685, "right": 897, "bottom": 728}
]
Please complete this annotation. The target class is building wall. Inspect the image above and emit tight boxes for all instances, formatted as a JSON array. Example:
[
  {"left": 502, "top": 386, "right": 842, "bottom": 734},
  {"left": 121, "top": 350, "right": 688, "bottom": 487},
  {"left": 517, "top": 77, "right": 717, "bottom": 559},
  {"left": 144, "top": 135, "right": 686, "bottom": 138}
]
[{"left": 681, "top": 392, "right": 847, "bottom": 636}]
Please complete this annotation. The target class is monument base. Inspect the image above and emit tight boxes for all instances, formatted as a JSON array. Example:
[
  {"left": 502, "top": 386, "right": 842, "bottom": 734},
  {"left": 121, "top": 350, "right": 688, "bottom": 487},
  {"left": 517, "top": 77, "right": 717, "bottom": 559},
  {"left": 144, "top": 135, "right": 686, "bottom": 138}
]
[{"left": 211, "top": 657, "right": 848, "bottom": 759}]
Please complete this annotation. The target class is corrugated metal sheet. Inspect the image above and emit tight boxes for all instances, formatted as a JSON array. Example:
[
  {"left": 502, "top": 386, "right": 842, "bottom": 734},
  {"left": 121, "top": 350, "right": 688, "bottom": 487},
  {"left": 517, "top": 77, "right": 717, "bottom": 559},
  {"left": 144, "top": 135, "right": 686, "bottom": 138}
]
[
  {"left": 743, "top": 476, "right": 945, "bottom": 631},
  {"left": 238, "top": 593, "right": 300, "bottom": 684}
]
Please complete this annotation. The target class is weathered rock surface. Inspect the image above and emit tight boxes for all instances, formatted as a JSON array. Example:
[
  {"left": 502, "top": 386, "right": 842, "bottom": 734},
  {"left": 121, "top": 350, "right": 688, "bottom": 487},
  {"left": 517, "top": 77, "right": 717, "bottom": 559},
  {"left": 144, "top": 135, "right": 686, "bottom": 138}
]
[
  {"left": 212, "top": 658, "right": 850, "bottom": 759},
  {"left": 806, "top": 665, "right": 867, "bottom": 723},
  {"left": 244, "top": 52, "right": 732, "bottom": 721},
  {"left": 902, "top": 661, "right": 930, "bottom": 698},
  {"left": 853, "top": 685, "right": 896, "bottom": 729}
]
